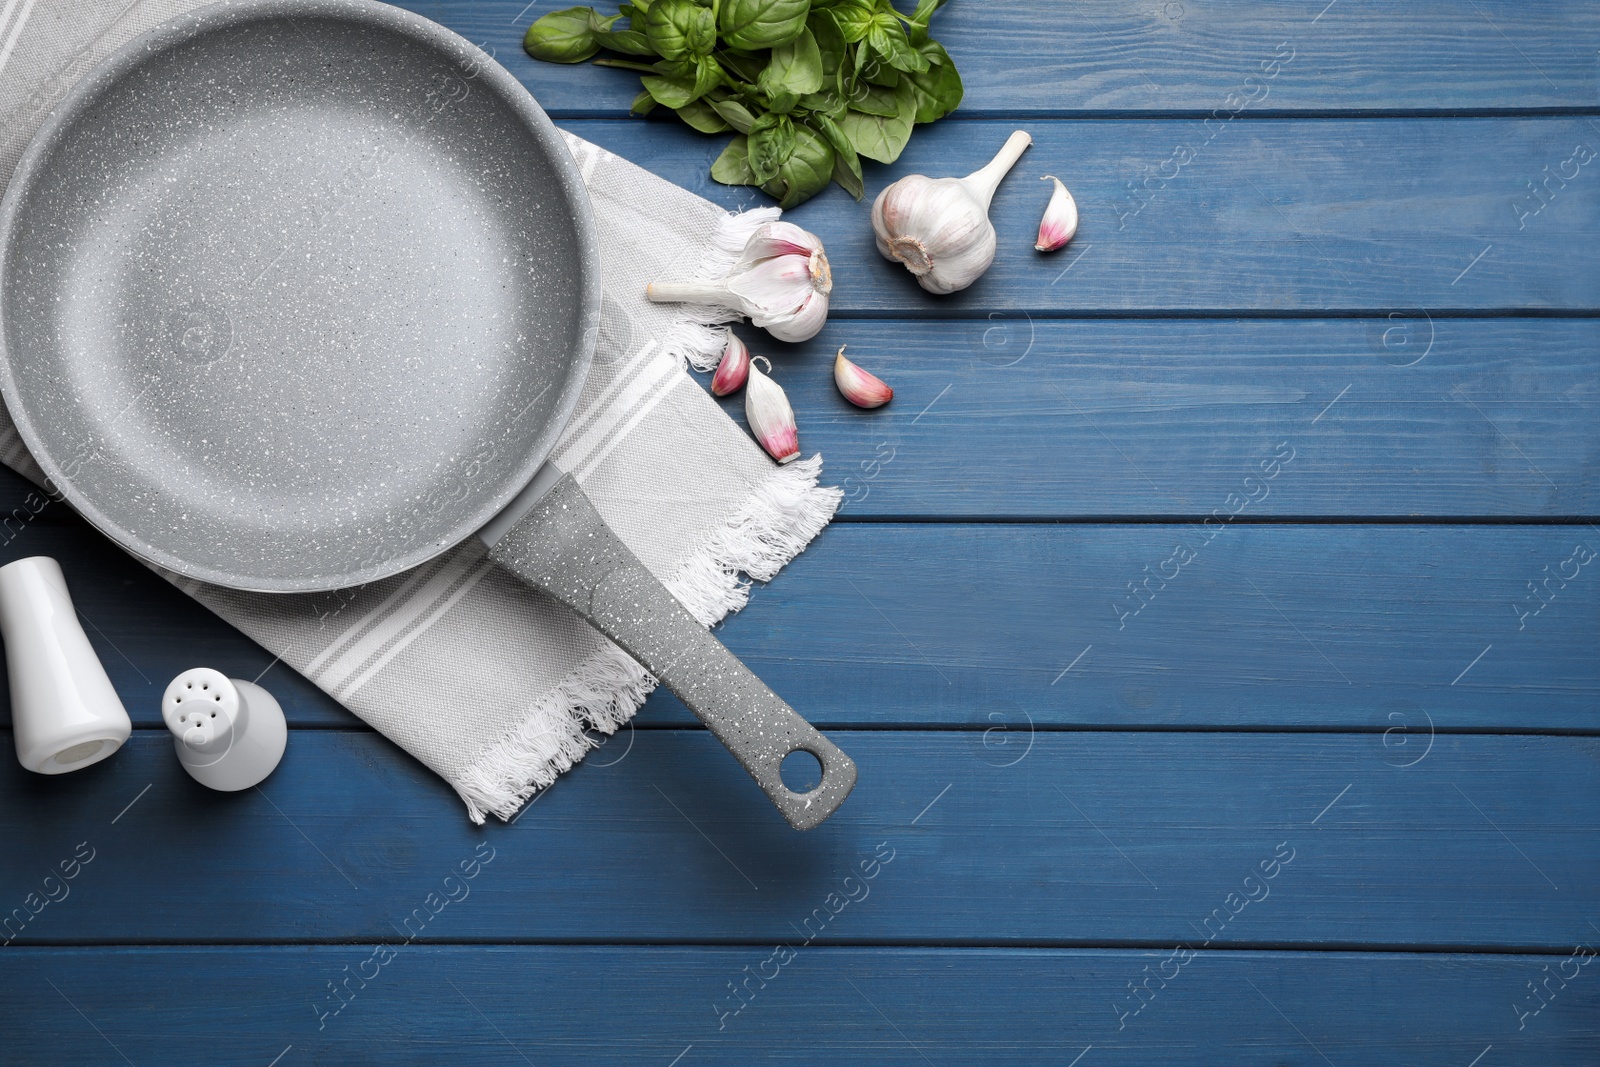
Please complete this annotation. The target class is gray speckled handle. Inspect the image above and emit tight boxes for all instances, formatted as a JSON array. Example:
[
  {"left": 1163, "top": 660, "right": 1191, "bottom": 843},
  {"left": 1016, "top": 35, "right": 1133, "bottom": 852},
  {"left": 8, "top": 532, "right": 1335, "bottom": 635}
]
[{"left": 488, "top": 474, "right": 857, "bottom": 830}]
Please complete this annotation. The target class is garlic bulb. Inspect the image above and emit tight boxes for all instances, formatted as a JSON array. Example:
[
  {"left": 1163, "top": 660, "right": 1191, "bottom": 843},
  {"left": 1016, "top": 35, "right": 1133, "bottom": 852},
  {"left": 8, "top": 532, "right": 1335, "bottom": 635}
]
[
  {"left": 833, "top": 346, "right": 893, "bottom": 409},
  {"left": 711, "top": 330, "right": 750, "bottom": 396},
  {"left": 744, "top": 357, "right": 799, "bottom": 464},
  {"left": 647, "top": 221, "right": 832, "bottom": 342},
  {"left": 871, "top": 130, "right": 1032, "bottom": 295},
  {"left": 1035, "top": 175, "right": 1079, "bottom": 252}
]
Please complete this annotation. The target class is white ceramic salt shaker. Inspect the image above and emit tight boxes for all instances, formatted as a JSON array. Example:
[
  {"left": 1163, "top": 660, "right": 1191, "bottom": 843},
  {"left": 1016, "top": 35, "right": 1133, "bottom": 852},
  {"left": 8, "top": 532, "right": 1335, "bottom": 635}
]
[
  {"left": 161, "top": 668, "right": 286, "bottom": 791},
  {"left": 0, "top": 556, "right": 132, "bottom": 774}
]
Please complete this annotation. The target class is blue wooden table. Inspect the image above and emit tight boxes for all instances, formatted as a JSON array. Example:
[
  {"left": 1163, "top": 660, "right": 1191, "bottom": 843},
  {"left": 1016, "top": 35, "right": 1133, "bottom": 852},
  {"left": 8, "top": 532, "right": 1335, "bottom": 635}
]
[{"left": 3, "top": 2, "right": 1598, "bottom": 1063}]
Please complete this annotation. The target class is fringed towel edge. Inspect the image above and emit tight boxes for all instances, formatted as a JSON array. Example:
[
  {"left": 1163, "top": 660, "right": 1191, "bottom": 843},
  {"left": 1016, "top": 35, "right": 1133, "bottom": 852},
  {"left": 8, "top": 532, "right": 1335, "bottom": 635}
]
[
  {"left": 657, "top": 205, "right": 782, "bottom": 372},
  {"left": 454, "top": 452, "right": 841, "bottom": 823}
]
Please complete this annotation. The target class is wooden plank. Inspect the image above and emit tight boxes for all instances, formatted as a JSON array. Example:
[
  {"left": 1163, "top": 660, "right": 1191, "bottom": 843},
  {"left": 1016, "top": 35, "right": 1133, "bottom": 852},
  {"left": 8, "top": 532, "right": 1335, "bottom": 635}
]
[
  {"left": 560, "top": 116, "right": 1600, "bottom": 312},
  {"left": 411, "top": 0, "right": 1600, "bottom": 116},
  {"left": 656, "top": 521, "right": 1600, "bottom": 731},
  {"left": 3, "top": 317, "right": 1593, "bottom": 526},
  {"left": 5, "top": 945, "right": 1596, "bottom": 1065},
  {"left": 2, "top": 730, "right": 1594, "bottom": 946},
  {"left": 716, "top": 317, "right": 1600, "bottom": 518},
  {"left": 1, "top": 520, "right": 1594, "bottom": 731}
]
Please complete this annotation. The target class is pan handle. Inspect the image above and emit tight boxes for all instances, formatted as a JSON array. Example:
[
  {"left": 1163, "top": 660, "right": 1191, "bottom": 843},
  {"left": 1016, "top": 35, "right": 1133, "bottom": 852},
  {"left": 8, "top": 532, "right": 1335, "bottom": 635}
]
[{"left": 487, "top": 474, "right": 857, "bottom": 830}]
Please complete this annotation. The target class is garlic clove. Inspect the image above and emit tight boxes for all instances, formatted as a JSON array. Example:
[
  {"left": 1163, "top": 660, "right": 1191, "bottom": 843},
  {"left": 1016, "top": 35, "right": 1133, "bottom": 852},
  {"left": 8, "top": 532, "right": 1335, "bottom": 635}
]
[
  {"left": 871, "top": 130, "right": 1032, "bottom": 295},
  {"left": 711, "top": 330, "right": 750, "bottom": 396},
  {"left": 647, "top": 222, "right": 831, "bottom": 342},
  {"left": 1035, "top": 175, "right": 1078, "bottom": 252},
  {"left": 725, "top": 253, "right": 812, "bottom": 308},
  {"left": 744, "top": 357, "right": 799, "bottom": 464},
  {"left": 769, "top": 291, "right": 829, "bottom": 344},
  {"left": 735, "top": 220, "right": 825, "bottom": 265},
  {"left": 833, "top": 346, "right": 893, "bottom": 408},
  {"left": 727, "top": 256, "right": 828, "bottom": 342}
]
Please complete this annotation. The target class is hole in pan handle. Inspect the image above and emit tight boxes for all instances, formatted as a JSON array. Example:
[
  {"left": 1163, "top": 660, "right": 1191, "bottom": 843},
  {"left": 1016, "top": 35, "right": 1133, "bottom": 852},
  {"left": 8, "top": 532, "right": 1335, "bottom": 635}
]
[{"left": 484, "top": 471, "right": 857, "bottom": 830}]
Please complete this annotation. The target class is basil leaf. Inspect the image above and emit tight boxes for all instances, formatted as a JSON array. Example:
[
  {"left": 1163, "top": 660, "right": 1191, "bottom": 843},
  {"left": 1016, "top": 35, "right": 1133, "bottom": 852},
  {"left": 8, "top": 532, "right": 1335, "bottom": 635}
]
[
  {"left": 847, "top": 79, "right": 899, "bottom": 116},
  {"left": 862, "top": 54, "right": 900, "bottom": 87},
  {"left": 594, "top": 25, "right": 657, "bottom": 55},
  {"left": 718, "top": 0, "right": 811, "bottom": 50},
  {"left": 800, "top": 88, "right": 845, "bottom": 117},
  {"left": 766, "top": 88, "right": 800, "bottom": 114},
  {"left": 644, "top": 0, "right": 715, "bottom": 59},
  {"left": 866, "top": 14, "right": 928, "bottom": 73},
  {"left": 711, "top": 135, "right": 759, "bottom": 185},
  {"left": 759, "top": 26, "right": 824, "bottom": 96},
  {"left": 675, "top": 97, "right": 732, "bottom": 132},
  {"left": 523, "top": 6, "right": 602, "bottom": 63},
  {"left": 709, "top": 97, "right": 758, "bottom": 133},
  {"left": 760, "top": 123, "right": 834, "bottom": 207},
  {"left": 828, "top": 0, "right": 875, "bottom": 43},
  {"left": 630, "top": 88, "right": 658, "bottom": 115},
  {"left": 849, "top": 35, "right": 872, "bottom": 85},
  {"left": 641, "top": 55, "right": 720, "bottom": 107},
  {"left": 719, "top": 50, "right": 766, "bottom": 83},
  {"left": 905, "top": 0, "right": 947, "bottom": 45},
  {"left": 747, "top": 112, "right": 797, "bottom": 183},
  {"left": 836, "top": 77, "right": 914, "bottom": 163},
  {"left": 809, "top": 10, "right": 846, "bottom": 78},
  {"left": 905, "top": 39, "right": 961, "bottom": 122},
  {"left": 812, "top": 114, "right": 863, "bottom": 200}
]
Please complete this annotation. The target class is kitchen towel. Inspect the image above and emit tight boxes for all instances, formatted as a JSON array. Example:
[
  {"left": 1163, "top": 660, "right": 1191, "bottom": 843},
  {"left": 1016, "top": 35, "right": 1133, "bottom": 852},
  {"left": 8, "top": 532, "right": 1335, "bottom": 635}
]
[{"left": 0, "top": 0, "right": 839, "bottom": 821}]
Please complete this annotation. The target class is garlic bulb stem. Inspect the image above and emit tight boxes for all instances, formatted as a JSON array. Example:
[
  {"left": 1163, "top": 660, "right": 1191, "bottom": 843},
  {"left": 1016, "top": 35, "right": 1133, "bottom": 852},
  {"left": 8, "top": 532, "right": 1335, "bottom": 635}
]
[
  {"left": 964, "top": 130, "right": 1033, "bottom": 209},
  {"left": 870, "top": 129, "right": 1033, "bottom": 295},
  {"left": 646, "top": 280, "right": 735, "bottom": 304},
  {"left": 646, "top": 222, "right": 832, "bottom": 342}
]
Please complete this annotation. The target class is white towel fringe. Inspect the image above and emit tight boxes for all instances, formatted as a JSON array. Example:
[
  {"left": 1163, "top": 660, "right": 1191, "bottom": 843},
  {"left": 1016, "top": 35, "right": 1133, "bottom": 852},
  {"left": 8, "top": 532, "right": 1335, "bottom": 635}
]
[
  {"left": 667, "top": 454, "right": 841, "bottom": 624},
  {"left": 657, "top": 205, "right": 782, "bottom": 372},
  {"left": 452, "top": 642, "right": 652, "bottom": 824},
  {"left": 455, "top": 453, "right": 841, "bottom": 823}
]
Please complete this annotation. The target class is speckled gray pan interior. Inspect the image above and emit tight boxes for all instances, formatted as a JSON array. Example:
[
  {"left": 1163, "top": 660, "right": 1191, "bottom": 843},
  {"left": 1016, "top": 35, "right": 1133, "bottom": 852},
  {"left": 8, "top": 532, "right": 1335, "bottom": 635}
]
[{"left": 0, "top": 0, "right": 600, "bottom": 592}]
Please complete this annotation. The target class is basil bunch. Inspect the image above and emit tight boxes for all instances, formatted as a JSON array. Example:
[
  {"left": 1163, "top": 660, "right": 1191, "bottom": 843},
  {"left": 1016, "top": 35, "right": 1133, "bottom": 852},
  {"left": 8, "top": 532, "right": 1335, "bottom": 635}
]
[{"left": 524, "top": 0, "right": 962, "bottom": 207}]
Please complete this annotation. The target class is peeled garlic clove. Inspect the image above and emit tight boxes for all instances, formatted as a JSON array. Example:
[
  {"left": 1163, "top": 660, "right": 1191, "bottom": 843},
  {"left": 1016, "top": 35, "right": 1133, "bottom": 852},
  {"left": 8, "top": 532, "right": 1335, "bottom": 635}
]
[
  {"left": 646, "top": 222, "right": 832, "bottom": 342},
  {"left": 871, "top": 130, "right": 1032, "bottom": 295},
  {"left": 711, "top": 330, "right": 750, "bottom": 396},
  {"left": 833, "top": 346, "right": 893, "bottom": 409},
  {"left": 1035, "top": 175, "right": 1078, "bottom": 252},
  {"left": 744, "top": 357, "right": 799, "bottom": 464}
]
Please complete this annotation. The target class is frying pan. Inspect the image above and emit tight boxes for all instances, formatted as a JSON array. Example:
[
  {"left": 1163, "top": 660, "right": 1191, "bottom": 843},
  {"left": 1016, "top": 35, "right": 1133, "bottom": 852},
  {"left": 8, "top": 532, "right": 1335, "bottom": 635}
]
[{"left": 0, "top": 0, "right": 855, "bottom": 829}]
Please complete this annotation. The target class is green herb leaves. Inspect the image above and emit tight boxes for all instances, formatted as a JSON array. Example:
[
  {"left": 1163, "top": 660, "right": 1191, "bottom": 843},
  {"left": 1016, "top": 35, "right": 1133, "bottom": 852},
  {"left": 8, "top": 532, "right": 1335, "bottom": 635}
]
[
  {"left": 523, "top": 6, "right": 607, "bottom": 63},
  {"left": 718, "top": 0, "right": 811, "bottom": 50},
  {"left": 644, "top": 0, "right": 715, "bottom": 59},
  {"left": 836, "top": 77, "right": 914, "bottom": 163},
  {"left": 524, "top": 0, "right": 963, "bottom": 206},
  {"left": 759, "top": 28, "right": 824, "bottom": 97}
]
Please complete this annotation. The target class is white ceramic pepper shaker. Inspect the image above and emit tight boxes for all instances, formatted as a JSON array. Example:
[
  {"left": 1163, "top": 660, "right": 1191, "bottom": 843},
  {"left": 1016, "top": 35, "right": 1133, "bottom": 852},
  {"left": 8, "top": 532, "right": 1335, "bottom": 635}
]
[
  {"left": 0, "top": 556, "right": 132, "bottom": 774},
  {"left": 161, "top": 668, "right": 286, "bottom": 791}
]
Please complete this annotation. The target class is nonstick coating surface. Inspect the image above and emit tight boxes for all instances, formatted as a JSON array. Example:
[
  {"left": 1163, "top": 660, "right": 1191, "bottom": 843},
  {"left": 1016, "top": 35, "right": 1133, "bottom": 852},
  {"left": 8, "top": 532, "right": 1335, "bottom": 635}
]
[{"left": 0, "top": 0, "right": 599, "bottom": 591}]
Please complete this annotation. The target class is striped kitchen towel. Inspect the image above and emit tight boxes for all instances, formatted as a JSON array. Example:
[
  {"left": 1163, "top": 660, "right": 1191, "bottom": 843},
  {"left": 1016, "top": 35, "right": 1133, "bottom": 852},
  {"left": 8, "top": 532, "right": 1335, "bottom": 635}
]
[{"left": 0, "top": 0, "right": 838, "bottom": 821}]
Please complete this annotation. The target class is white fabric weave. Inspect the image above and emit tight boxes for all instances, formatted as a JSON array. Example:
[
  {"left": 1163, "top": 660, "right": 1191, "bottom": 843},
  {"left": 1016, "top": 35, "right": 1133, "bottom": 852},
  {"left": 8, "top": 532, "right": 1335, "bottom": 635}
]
[{"left": 0, "top": 0, "right": 838, "bottom": 821}]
